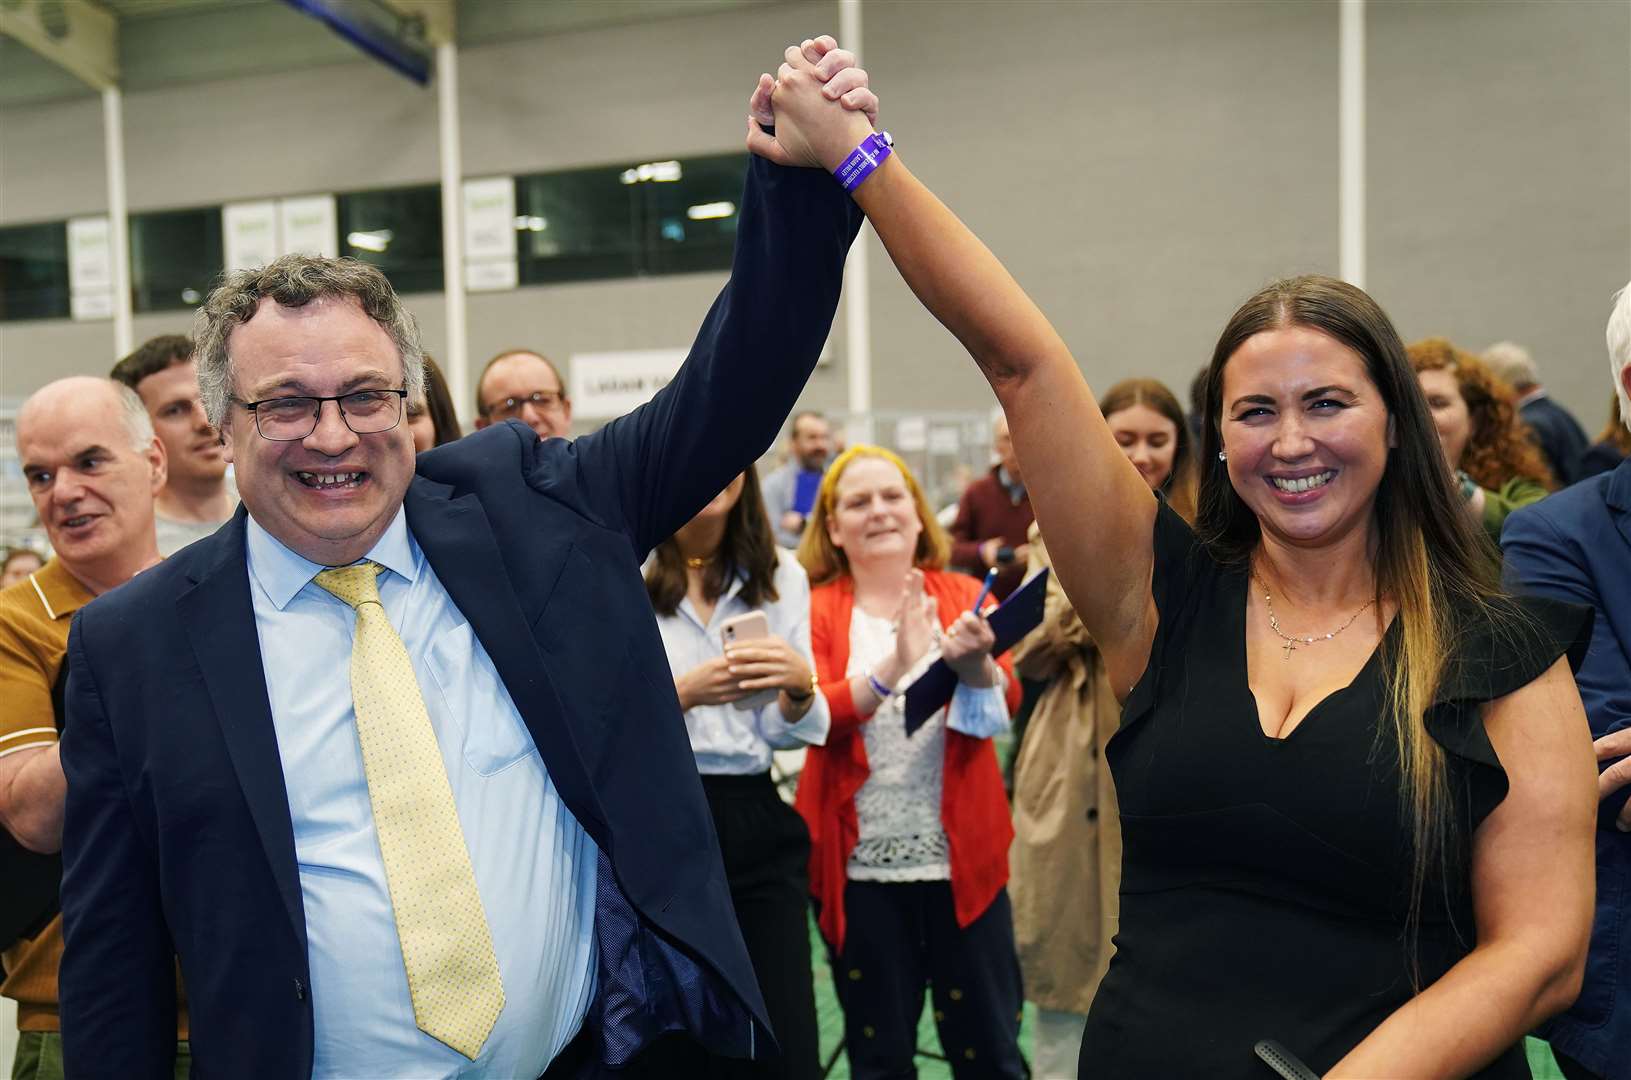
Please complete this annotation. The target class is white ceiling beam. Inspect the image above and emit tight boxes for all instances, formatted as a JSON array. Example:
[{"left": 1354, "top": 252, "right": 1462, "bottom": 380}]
[
  {"left": 376, "top": 0, "right": 454, "bottom": 46},
  {"left": 0, "top": 0, "right": 119, "bottom": 91}
]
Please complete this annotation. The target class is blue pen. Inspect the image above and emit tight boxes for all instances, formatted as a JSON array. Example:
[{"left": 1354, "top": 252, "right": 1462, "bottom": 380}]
[{"left": 970, "top": 567, "right": 999, "bottom": 615}]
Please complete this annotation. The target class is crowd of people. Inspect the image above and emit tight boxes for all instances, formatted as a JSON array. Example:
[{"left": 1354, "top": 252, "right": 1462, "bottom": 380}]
[{"left": 1, "top": 33, "right": 1628, "bottom": 1080}]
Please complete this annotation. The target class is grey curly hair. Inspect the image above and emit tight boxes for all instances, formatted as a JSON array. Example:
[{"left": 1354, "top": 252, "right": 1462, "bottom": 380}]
[{"left": 192, "top": 255, "right": 424, "bottom": 429}]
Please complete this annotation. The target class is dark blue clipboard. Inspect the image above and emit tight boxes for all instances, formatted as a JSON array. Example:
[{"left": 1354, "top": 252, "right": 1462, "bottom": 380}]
[{"left": 903, "top": 567, "right": 1049, "bottom": 735}]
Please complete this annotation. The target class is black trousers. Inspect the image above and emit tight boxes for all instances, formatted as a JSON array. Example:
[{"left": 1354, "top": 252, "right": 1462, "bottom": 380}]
[
  {"left": 831, "top": 880, "right": 1025, "bottom": 1080},
  {"left": 701, "top": 771, "right": 822, "bottom": 1080}
]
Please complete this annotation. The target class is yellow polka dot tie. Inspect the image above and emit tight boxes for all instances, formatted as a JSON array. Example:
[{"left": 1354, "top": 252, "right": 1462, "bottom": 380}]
[{"left": 314, "top": 562, "right": 505, "bottom": 1059}]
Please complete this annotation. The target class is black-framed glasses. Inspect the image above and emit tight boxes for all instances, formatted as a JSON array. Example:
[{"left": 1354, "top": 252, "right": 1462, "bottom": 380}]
[
  {"left": 481, "top": 389, "right": 566, "bottom": 421},
  {"left": 237, "top": 389, "right": 408, "bottom": 442}
]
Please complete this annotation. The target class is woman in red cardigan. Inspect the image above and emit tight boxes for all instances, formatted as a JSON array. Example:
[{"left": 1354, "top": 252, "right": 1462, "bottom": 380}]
[{"left": 794, "top": 445, "right": 1024, "bottom": 1079}]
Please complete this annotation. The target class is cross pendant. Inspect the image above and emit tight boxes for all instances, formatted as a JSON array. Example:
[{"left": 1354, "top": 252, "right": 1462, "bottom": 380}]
[{"left": 1281, "top": 640, "right": 1298, "bottom": 660}]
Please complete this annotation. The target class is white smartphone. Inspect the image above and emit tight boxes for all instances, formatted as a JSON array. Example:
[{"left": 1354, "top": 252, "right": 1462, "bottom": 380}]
[{"left": 720, "top": 611, "right": 777, "bottom": 711}]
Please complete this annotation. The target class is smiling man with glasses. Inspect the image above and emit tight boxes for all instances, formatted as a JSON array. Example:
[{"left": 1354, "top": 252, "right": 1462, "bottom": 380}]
[
  {"left": 473, "top": 349, "right": 572, "bottom": 441},
  {"left": 53, "top": 36, "right": 881, "bottom": 1080}
]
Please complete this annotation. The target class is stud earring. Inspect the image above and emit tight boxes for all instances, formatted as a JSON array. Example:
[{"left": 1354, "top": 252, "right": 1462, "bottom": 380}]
[{"left": 1217, "top": 450, "right": 1227, "bottom": 462}]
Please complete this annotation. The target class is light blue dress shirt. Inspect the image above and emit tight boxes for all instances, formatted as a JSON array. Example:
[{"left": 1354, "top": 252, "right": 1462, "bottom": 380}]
[
  {"left": 246, "top": 508, "right": 598, "bottom": 1078},
  {"left": 652, "top": 549, "right": 831, "bottom": 774}
]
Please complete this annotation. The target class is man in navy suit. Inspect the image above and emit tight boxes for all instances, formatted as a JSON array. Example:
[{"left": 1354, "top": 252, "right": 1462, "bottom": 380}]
[
  {"left": 57, "top": 42, "right": 881, "bottom": 1078},
  {"left": 1484, "top": 340, "right": 1591, "bottom": 486},
  {"left": 1502, "top": 285, "right": 1631, "bottom": 1080}
]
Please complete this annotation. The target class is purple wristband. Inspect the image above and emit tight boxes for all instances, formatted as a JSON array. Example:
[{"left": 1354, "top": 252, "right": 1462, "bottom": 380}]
[{"left": 834, "top": 131, "right": 894, "bottom": 192}]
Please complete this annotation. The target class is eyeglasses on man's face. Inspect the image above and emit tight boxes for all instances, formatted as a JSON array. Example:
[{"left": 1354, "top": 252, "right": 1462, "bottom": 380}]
[
  {"left": 236, "top": 389, "right": 409, "bottom": 442},
  {"left": 481, "top": 390, "right": 566, "bottom": 421}
]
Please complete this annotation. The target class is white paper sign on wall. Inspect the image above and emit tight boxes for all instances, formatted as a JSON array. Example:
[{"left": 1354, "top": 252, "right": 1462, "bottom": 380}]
[
  {"left": 279, "top": 195, "right": 338, "bottom": 259},
  {"left": 223, "top": 201, "right": 279, "bottom": 271},
  {"left": 67, "top": 216, "right": 113, "bottom": 322},
  {"left": 895, "top": 416, "right": 928, "bottom": 452},
  {"left": 463, "top": 177, "right": 518, "bottom": 292},
  {"left": 570, "top": 348, "right": 688, "bottom": 418}
]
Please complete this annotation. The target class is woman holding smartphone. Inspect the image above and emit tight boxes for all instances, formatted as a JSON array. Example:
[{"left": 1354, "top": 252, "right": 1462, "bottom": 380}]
[{"left": 646, "top": 467, "right": 828, "bottom": 1080}]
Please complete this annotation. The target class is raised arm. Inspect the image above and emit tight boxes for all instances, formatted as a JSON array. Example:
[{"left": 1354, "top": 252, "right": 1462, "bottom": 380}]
[
  {"left": 767, "top": 56, "right": 1163, "bottom": 693},
  {"left": 562, "top": 42, "right": 872, "bottom": 557}
]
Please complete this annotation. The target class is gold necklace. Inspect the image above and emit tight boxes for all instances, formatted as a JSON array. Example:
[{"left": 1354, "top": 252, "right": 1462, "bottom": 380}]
[
  {"left": 685, "top": 554, "right": 715, "bottom": 570},
  {"left": 1255, "top": 575, "right": 1377, "bottom": 660}
]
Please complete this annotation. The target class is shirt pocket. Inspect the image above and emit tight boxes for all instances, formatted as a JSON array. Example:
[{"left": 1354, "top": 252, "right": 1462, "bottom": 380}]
[{"left": 425, "top": 620, "right": 539, "bottom": 777}]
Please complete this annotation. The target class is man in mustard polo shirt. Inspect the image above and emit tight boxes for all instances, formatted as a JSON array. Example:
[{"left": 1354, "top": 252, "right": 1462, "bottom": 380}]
[{"left": 0, "top": 377, "right": 183, "bottom": 1079}]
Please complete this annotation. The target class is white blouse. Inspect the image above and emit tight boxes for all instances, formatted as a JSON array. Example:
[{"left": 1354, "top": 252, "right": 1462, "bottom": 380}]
[
  {"left": 652, "top": 548, "right": 831, "bottom": 775},
  {"left": 844, "top": 606, "right": 1011, "bottom": 882}
]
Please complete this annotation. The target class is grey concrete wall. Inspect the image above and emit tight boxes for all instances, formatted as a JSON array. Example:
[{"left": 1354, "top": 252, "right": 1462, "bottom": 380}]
[
  {"left": 1368, "top": 0, "right": 1631, "bottom": 434},
  {"left": 1, "top": 0, "right": 1627, "bottom": 429}
]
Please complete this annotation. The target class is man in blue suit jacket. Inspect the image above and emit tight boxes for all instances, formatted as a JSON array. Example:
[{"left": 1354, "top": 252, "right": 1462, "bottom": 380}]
[
  {"left": 1502, "top": 290, "right": 1631, "bottom": 1080},
  {"left": 56, "top": 60, "right": 882, "bottom": 1074}
]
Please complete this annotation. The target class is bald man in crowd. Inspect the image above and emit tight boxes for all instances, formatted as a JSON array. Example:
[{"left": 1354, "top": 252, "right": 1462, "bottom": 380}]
[
  {"left": 473, "top": 349, "right": 573, "bottom": 441},
  {"left": 0, "top": 377, "right": 187, "bottom": 1079}
]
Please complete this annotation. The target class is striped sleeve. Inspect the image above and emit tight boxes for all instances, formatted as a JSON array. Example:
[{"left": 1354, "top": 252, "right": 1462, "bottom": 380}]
[{"left": 0, "top": 610, "right": 61, "bottom": 756}]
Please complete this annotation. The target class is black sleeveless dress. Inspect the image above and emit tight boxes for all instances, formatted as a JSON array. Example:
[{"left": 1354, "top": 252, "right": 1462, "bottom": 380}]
[{"left": 1077, "top": 501, "right": 1592, "bottom": 1078}]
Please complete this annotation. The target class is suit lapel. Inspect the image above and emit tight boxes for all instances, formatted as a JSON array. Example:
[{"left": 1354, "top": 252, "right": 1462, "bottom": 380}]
[
  {"left": 1606, "top": 458, "right": 1631, "bottom": 552},
  {"left": 403, "top": 479, "right": 611, "bottom": 843},
  {"left": 177, "top": 510, "right": 306, "bottom": 952}
]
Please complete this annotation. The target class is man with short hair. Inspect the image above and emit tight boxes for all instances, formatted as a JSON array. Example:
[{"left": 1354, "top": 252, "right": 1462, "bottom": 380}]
[
  {"left": 949, "top": 413, "right": 1034, "bottom": 602},
  {"left": 1484, "top": 340, "right": 1591, "bottom": 485},
  {"left": 0, "top": 377, "right": 185, "bottom": 1079},
  {"left": 472, "top": 349, "right": 573, "bottom": 441},
  {"left": 761, "top": 410, "right": 833, "bottom": 548},
  {"left": 1501, "top": 289, "right": 1631, "bottom": 1080},
  {"left": 56, "top": 42, "right": 877, "bottom": 1077},
  {"left": 111, "top": 334, "right": 237, "bottom": 554}
]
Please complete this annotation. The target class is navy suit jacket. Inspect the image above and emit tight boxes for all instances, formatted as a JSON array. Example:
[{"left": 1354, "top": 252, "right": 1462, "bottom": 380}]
[
  {"left": 57, "top": 158, "right": 863, "bottom": 1078},
  {"left": 1520, "top": 394, "right": 1590, "bottom": 486},
  {"left": 1503, "top": 457, "right": 1631, "bottom": 1080}
]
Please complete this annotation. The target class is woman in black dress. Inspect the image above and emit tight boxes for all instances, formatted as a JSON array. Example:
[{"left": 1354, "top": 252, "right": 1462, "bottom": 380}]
[{"left": 754, "top": 57, "right": 1599, "bottom": 1079}]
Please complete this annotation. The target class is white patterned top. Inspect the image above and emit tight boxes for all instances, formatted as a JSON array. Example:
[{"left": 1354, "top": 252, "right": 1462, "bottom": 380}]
[{"left": 844, "top": 605, "right": 1010, "bottom": 882}]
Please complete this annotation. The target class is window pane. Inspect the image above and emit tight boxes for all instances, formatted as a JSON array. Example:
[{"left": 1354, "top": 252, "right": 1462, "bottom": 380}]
[
  {"left": 514, "top": 165, "right": 639, "bottom": 286},
  {"left": 337, "top": 186, "right": 443, "bottom": 294},
  {"left": 0, "top": 223, "right": 70, "bottom": 322},
  {"left": 639, "top": 154, "right": 745, "bottom": 276},
  {"left": 130, "top": 207, "right": 222, "bottom": 314}
]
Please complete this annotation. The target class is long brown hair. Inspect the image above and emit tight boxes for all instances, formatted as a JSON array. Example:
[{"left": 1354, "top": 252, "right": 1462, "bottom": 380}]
[
  {"left": 646, "top": 469, "right": 780, "bottom": 616},
  {"left": 1099, "top": 377, "right": 1198, "bottom": 522},
  {"left": 1196, "top": 276, "right": 1510, "bottom": 968},
  {"left": 1406, "top": 338, "right": 1555, "bottom": 492},
  {"left": 797, "top": 445, "right": 951, "bottom": 586},
  {"left": 418, "top": 354, "right": 463, "bottom": 448},
  {"left": 1596, "top": 391, "right": 1631, "bottom": 455}
]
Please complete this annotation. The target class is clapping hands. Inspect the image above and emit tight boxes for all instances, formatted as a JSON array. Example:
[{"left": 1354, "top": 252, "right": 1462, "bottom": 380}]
[{"left": 747, "top": 35, "right": 879, "bottom": 171}]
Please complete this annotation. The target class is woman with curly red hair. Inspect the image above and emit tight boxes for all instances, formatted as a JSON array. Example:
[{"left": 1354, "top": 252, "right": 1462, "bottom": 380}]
[{"left": 1408, "top": 337, "right": 1555, "bottom": 542}]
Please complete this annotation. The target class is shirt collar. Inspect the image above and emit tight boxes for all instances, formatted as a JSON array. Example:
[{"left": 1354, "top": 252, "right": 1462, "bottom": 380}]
[
  {"left": 997, "top": 466, "right": 1026, "bottom": 503},
  {"left": 1516, "top": 386, "right": 1546, "bottom": 409},
  {"left": 246, "top": 507, "right": 418, "bottom": 610},
  {"left": 28, "top": 558, "right": 95, "bottom": 622}
]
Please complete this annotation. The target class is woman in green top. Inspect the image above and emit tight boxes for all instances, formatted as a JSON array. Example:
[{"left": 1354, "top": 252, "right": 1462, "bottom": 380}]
[{"left": 1409, "top": 337, "right": 1556, "bottom": 542}]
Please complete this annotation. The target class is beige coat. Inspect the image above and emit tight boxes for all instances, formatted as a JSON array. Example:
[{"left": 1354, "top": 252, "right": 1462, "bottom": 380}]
[{"left": 1008, "top": 524, "right": 1122, "bottom": 1016}]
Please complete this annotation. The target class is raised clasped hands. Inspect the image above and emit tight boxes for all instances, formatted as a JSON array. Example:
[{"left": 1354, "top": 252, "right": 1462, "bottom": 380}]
[{"left": 747, "top": 35, "right": 879, "bottom": 171}]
